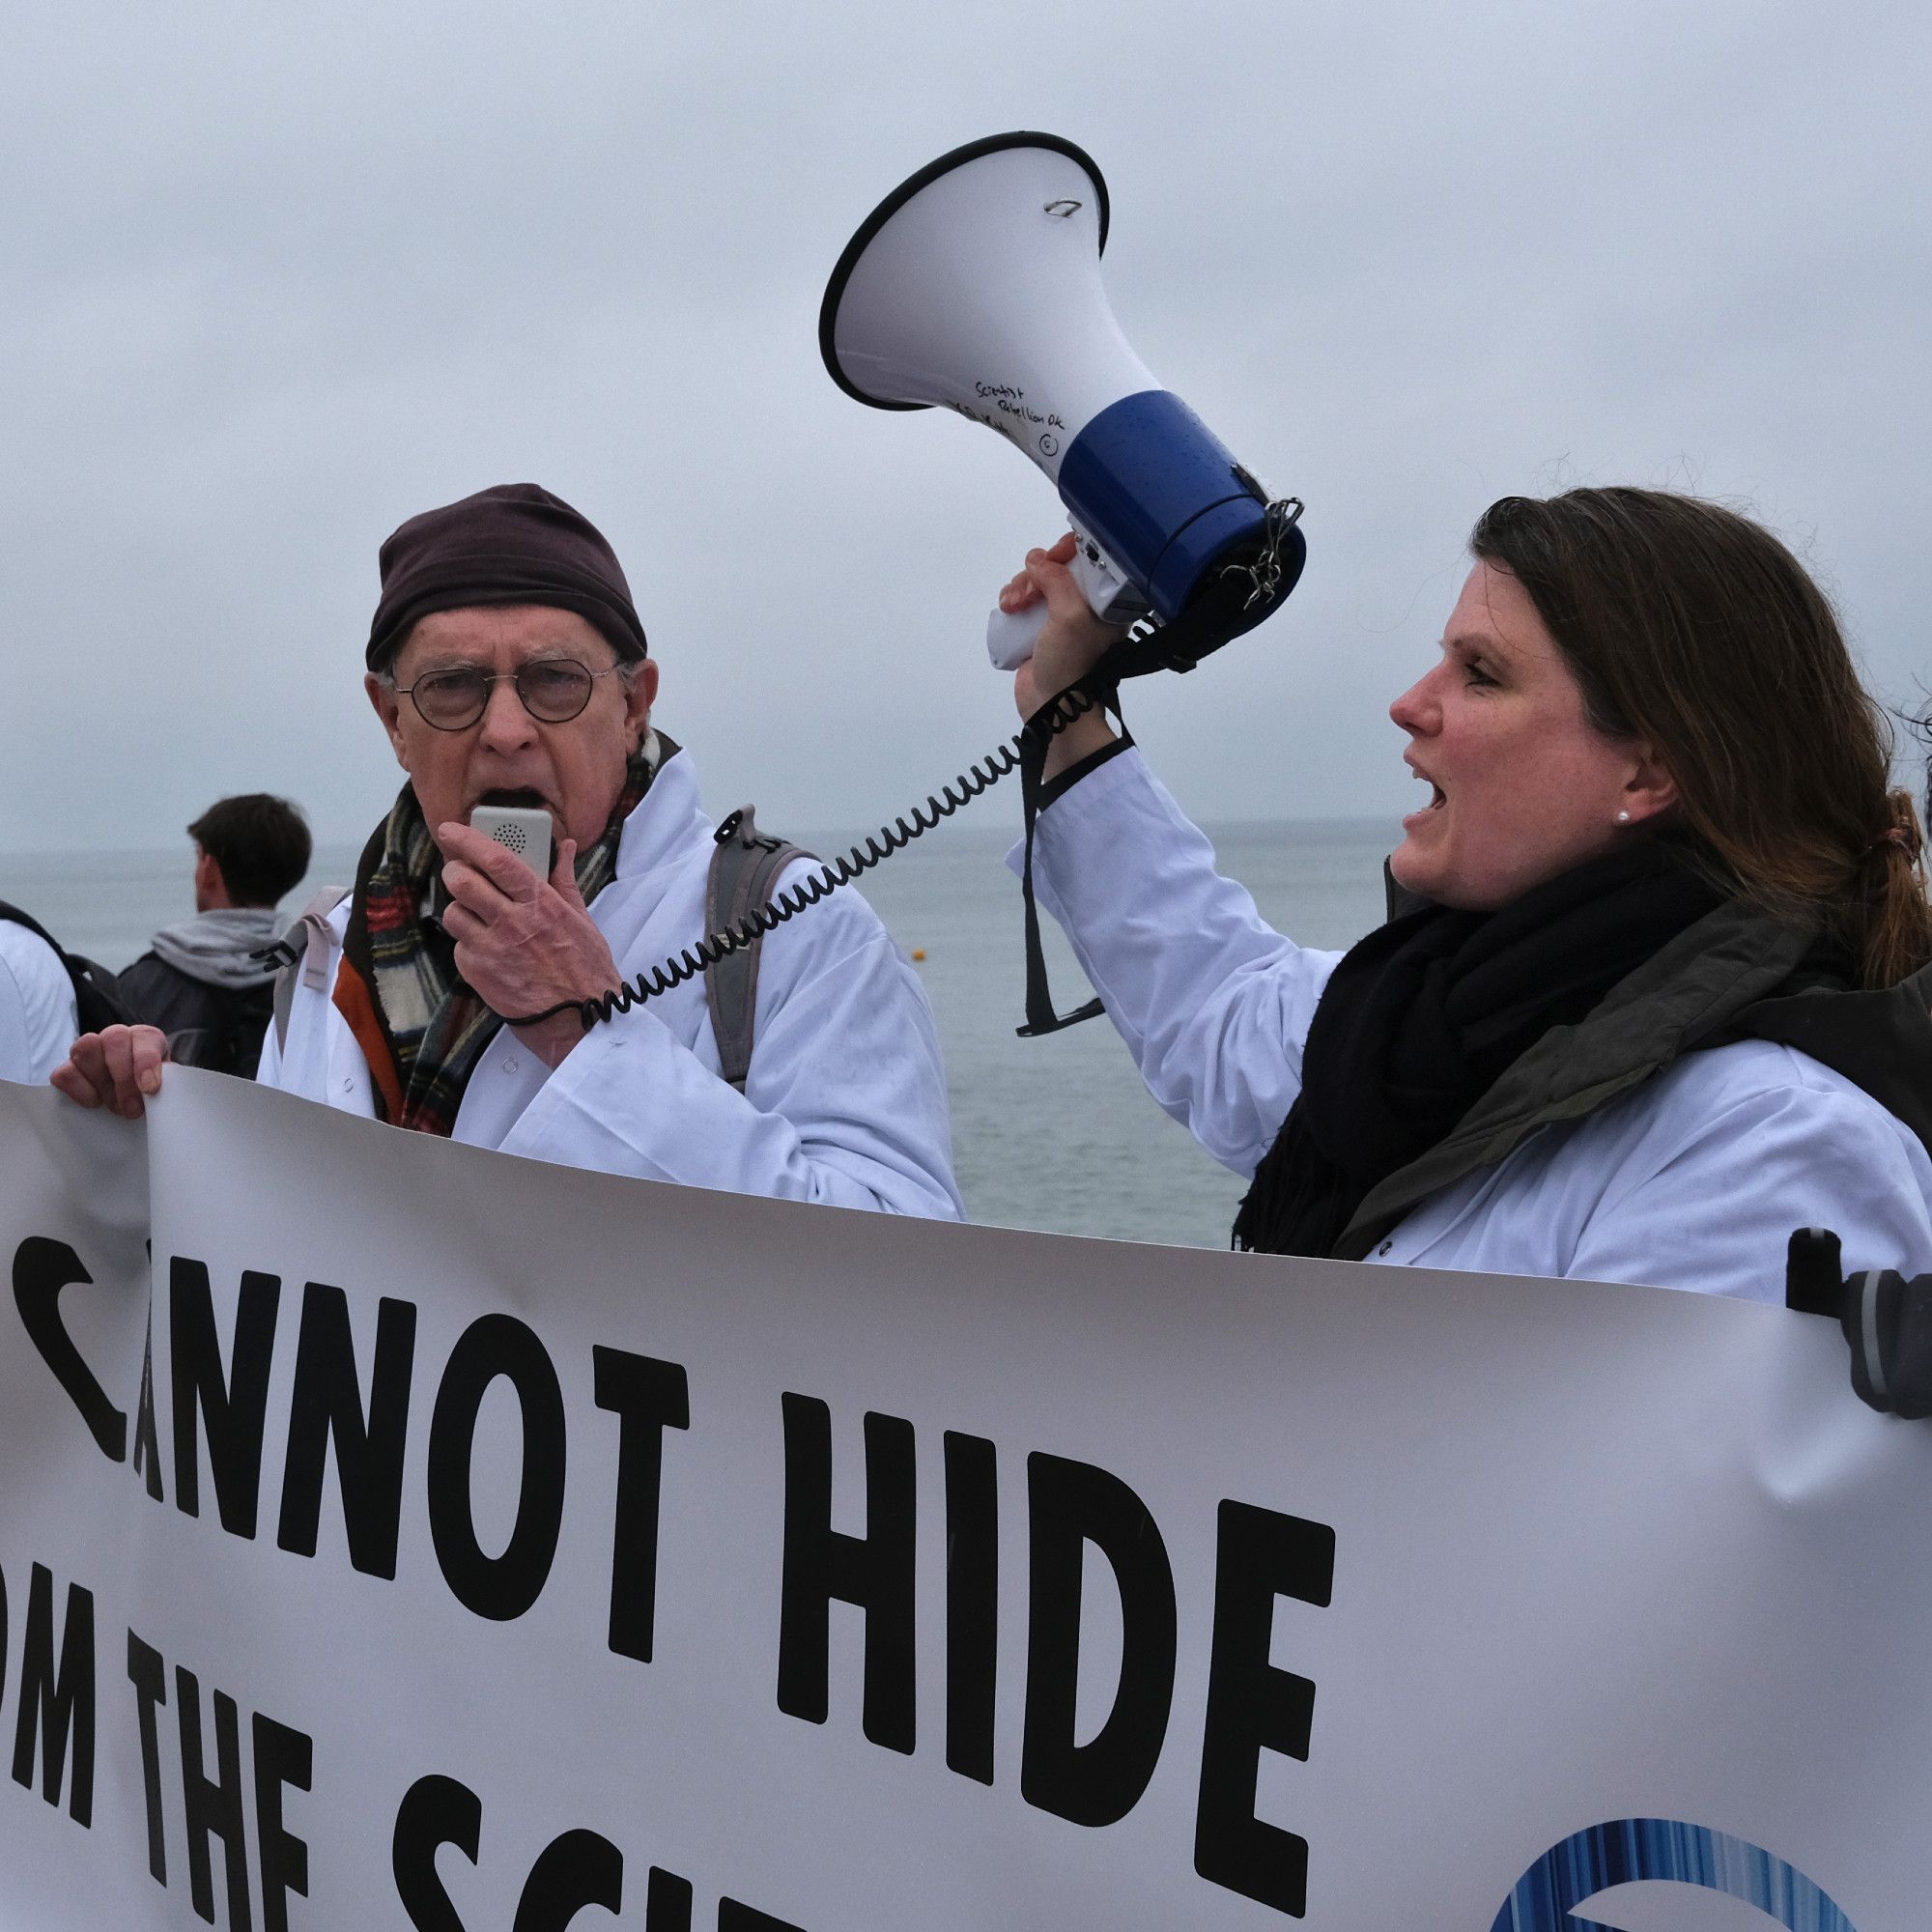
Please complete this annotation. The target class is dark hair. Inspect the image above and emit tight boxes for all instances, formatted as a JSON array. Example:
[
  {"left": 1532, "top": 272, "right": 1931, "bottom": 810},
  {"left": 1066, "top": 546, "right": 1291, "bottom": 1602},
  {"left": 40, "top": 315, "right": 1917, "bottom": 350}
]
[
  {"left": 188, "top": 794, "right": 312, "bottom": 908},
  {"left": 1469, "top": 488, "right": 1930, "bottom": 989}
]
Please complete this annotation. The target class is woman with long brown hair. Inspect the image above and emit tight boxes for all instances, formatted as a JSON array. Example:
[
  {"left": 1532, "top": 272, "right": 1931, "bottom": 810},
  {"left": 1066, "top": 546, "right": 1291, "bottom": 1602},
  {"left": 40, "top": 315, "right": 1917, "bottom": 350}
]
[{"left": 1003, "top": 487, "right": 1932, "bottom": 1297}]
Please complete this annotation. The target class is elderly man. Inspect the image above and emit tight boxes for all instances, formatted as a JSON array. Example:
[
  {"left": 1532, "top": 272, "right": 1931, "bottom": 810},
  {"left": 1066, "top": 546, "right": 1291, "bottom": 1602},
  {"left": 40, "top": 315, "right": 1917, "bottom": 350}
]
[{"left": 58, "top": 483, "right": 963, "bottom": 1219}]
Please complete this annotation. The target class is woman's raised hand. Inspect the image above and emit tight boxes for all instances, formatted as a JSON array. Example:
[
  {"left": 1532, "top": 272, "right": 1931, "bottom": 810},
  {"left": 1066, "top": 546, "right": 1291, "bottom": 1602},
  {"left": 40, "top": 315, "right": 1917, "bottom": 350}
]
[{"left": 1003, "top": 533, "right": 1123, "bottom": 780}]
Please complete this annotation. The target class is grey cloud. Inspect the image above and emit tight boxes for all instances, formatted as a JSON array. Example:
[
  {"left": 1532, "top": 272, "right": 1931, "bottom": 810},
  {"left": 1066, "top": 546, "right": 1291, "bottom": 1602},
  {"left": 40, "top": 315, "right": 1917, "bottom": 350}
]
[{"left": 2, "top": 0, "right": 1925, "bottom": 852}]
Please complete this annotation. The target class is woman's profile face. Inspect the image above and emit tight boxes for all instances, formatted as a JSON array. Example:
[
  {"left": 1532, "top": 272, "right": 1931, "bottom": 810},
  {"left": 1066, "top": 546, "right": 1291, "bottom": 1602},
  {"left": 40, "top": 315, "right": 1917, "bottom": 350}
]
[{"left": 1387, "top": 561, "right": 1667, "bottom": 911}]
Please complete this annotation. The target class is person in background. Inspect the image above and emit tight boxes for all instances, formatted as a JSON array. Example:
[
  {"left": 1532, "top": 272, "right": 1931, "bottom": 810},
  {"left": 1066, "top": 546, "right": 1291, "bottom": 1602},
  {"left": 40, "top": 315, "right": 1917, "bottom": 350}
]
[
  {"left": 58, "top": 483, "right": 962, "bottom": 1220},
  {"left": 118, "top": 794, "right": 313, "bottom": 1077},
  {"left": 0, "top": 909, "right": 80, "bottom": 1085},
  {"left": 999, "top": 487, "right": 1932, "bottom": 1300}
]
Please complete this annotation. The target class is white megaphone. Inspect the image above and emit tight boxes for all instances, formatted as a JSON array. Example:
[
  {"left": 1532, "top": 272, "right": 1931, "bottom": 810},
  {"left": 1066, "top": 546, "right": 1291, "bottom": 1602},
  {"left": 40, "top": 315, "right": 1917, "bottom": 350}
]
[{"left": 820, "top": 132, "right": 1301, "bottom": 672}]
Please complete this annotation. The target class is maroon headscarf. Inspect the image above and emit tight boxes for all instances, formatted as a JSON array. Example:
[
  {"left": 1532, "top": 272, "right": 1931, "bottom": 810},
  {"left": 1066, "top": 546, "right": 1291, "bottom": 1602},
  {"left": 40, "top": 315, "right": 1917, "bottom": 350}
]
[{"left": 365, "top": 482, "right": 647, "bottom": 669}]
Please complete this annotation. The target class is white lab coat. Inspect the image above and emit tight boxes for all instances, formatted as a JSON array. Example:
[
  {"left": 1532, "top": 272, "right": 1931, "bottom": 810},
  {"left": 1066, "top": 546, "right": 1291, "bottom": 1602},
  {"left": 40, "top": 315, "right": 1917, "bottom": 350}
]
[
  {"left": 261, "top": 753, "right": 964, "bottom": 1220},
  {"left": 1021, "top": 748, "right": 1932, "bottom": 1300},
  {"left": 0, "top": 922, "right": 78, "bottom": 1086}
]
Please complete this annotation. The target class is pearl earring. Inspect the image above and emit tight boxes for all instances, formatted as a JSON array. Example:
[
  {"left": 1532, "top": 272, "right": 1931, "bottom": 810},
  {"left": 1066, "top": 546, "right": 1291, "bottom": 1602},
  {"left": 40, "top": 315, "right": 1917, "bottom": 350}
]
[{"left": 1616, "top": 810, "right": 1632, "bottom": 825}]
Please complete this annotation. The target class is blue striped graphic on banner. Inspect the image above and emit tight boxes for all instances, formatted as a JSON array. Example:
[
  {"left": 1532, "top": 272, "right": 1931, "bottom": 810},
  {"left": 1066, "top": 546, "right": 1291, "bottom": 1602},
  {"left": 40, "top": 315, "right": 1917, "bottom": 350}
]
[{"left": 1492, "top": 1819, "right": 1859, "bottom": 1931}]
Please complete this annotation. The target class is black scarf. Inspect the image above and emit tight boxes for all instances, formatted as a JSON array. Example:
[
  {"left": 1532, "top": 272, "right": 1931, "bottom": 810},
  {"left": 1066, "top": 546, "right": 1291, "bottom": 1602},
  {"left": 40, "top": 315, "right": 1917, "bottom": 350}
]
[{"left": 1232, "top": 841, "right": 1724, "bottom": 1258}]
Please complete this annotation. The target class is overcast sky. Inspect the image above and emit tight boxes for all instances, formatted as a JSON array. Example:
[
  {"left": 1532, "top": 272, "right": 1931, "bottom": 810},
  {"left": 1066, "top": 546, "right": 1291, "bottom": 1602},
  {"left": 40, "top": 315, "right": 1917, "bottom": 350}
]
[{"left": 3, "top": 0, "right": 1926, "bottom": 855}]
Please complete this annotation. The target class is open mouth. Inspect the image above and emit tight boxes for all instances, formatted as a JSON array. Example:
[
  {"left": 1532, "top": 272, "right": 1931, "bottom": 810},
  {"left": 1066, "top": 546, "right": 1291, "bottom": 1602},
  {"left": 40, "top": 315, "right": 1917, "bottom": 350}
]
[
  {"left": 474, "top": 787, "right": 549, "bottom": 812},
  {"left": 1408, "top": 764, "right": 1447, "bottom": 811}
]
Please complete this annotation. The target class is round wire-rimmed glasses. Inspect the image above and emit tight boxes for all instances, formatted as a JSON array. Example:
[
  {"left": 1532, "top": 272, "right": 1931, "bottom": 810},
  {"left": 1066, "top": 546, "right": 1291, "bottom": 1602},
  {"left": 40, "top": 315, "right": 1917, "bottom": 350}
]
[{"left": 395, "top": 660, "right": 622, "bottom": 731}]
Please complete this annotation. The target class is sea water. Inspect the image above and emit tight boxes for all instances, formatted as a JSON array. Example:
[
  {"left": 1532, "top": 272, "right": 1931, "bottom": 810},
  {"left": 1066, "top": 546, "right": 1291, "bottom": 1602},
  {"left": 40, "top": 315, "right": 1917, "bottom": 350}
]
[{"left": 4, "top": 813, "right": 1394, "bottom": 1248}]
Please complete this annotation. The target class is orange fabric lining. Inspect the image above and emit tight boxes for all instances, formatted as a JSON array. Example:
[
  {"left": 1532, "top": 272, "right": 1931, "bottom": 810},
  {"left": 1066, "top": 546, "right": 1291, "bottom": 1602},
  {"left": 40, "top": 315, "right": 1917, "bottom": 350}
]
[{"left": 331, "top": 959, "right": 406, "bottom": 1124}]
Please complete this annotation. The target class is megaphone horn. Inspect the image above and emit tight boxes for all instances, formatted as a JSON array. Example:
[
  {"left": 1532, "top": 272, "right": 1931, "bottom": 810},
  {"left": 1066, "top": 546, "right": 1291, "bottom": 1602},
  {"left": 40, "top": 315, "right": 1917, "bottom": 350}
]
[{"left": 820, "top": 131, "right": 1304, "bottom": 672}]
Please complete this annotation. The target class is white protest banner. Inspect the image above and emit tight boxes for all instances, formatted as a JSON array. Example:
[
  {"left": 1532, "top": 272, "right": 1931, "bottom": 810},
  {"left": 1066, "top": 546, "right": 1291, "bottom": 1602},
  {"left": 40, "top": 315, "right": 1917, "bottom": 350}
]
[{"left": 3, "top": 1066, "right": 1929, "bottom": 1930}]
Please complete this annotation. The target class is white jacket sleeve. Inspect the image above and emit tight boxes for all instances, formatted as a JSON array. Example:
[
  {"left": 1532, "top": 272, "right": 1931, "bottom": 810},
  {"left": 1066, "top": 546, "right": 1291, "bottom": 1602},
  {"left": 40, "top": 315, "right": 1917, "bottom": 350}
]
[
  {"left": 497, "top": 893, "right": 963, "bottom": 1220},
  {"left": 1016, "top": 748, "right": 1343, "bottom": 1178}
]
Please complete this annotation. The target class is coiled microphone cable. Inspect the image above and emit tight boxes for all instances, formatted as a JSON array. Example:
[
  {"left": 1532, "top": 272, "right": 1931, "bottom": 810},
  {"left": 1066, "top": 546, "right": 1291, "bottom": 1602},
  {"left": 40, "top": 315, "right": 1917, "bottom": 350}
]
[
  {"left": 504, "top": 495, "right": 1304, "bottom": 1037},
  {"left": 500, "top": 683, "right": 1111, "bottom": 1033}
]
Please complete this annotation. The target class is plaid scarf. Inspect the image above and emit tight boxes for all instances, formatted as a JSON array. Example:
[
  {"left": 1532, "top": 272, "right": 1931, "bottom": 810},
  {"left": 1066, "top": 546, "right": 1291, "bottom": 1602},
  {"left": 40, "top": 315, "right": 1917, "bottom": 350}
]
[{"left": 335, "top": 739, "right": 665, "bottom": 1136}]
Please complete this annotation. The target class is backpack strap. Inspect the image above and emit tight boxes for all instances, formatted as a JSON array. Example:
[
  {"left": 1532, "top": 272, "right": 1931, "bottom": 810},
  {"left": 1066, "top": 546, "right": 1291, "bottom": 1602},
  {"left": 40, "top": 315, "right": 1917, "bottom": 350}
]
[
  {"left": 704, "top": 807, "right": 813, "bottom": 1094},
  {"left": 0, "top": 898, "right": 134, "bottom": 1033},
  {"left": 267, "top": 886, "right": 351, "bottom": 1056},
  {"left": 0, "top": 898, "right": 63, "bottom": 956}
]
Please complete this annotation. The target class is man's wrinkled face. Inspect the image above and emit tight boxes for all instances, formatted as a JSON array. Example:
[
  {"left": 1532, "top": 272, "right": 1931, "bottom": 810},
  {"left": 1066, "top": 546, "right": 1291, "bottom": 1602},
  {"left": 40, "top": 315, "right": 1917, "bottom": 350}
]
[{"left": 367, "top": 606, "right": 658, "bottom": 856}]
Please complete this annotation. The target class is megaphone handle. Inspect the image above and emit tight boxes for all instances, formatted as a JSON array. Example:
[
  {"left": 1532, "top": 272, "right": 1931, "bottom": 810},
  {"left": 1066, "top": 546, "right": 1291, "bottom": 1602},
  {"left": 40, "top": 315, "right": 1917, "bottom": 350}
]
[
  {"left": 986, "top": 532, "right": 1142, "bottom": 670},
  {"left": 986, "top": 600, "right": 1050, "bottom": 670}
]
